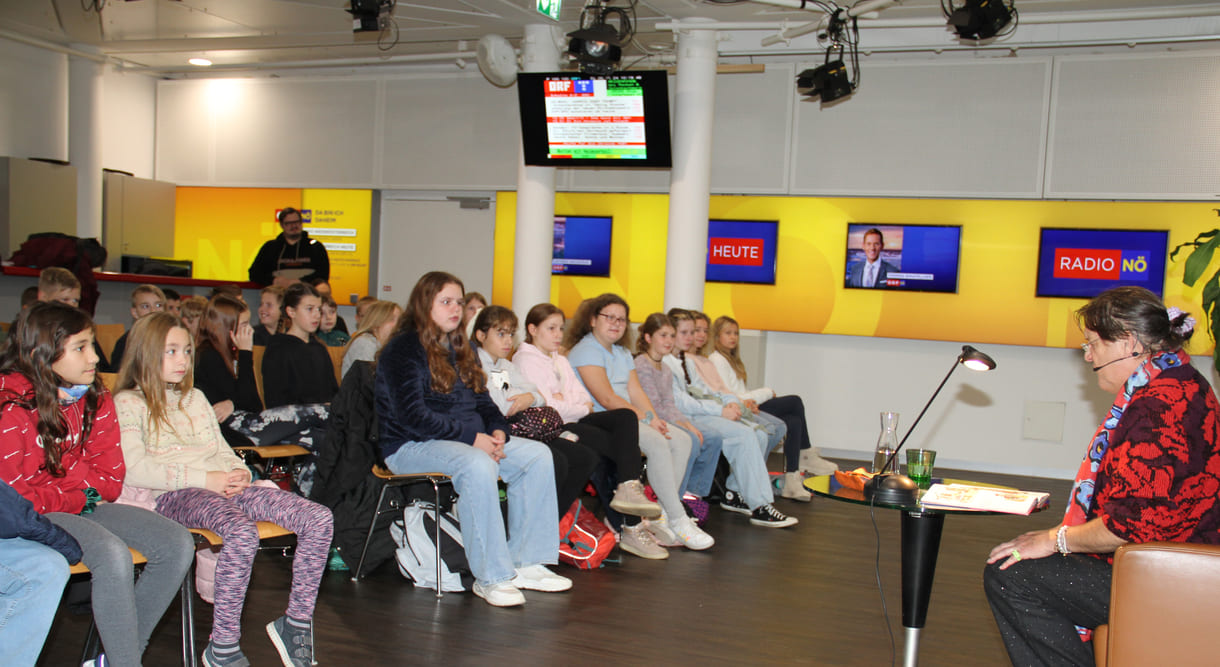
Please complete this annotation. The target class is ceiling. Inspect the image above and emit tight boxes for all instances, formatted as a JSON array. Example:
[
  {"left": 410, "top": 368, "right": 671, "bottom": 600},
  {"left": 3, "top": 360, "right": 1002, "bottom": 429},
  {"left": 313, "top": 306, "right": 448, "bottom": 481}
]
[{"left": 2, "top": 0, "right": 1219, "bottom": 75}]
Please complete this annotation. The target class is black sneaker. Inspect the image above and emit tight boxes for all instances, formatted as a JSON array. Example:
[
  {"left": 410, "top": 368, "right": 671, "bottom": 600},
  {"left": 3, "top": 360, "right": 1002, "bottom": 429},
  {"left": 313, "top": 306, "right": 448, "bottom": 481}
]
[
  {"left": 750, "top": 503, "right": 799, "bottom": 528},
  {"left": 719, "top": 489, "right": 751, "bottom": 515}
]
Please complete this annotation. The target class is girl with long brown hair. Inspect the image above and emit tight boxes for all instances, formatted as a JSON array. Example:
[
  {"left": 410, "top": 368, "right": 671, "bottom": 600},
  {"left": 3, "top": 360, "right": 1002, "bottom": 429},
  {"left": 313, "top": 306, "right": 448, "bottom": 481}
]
[
  {"left": 193, "top": 295, "right": 328, "bottom": 452},
  {"left": 376, "top": 271, "right": 569, "bottom": 607},
  {"left": 115, "top": 312, "right": 332, "bottom": 667},
  {"left": 564, "top": 294, "right": 697, "bottom": 559},
  {"left": 261, "top": 282, "right": 338, "bottom": 408},
  {"left": 0, "top": 302, "right": 194, "bottom": 667}
]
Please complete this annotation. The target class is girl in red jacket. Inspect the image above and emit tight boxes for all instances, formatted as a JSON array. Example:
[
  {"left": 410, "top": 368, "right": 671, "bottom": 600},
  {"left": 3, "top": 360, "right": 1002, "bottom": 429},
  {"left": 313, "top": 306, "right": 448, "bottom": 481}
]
[{"left": 0, "top": 302, "right": 194, "bottom": 667}]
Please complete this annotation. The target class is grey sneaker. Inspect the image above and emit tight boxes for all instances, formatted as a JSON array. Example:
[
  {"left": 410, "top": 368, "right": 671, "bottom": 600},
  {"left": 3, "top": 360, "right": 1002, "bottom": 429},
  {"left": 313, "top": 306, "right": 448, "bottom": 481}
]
[
  {"left": 609, "top": 480, "right": 663, "bottom": 518},
  {"left": 201, "top": 644, "right": 250, "bottom": 667},
  {"left": 265, "top": 616, "right": 315, "bottom": 667},
  {"left": 620, "top": 523, "right": 669, "bottom": 559}
]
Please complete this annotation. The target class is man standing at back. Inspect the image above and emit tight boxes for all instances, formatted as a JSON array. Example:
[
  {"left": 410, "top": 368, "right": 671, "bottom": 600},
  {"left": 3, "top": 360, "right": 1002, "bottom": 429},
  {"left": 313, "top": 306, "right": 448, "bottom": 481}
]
[{"left": 248, "top": 207, "right": 330, "bottom": 288}]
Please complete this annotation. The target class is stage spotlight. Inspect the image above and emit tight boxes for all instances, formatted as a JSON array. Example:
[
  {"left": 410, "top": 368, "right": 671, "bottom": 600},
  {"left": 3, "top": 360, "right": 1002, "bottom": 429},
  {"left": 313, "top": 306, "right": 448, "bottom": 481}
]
[
  {"left": 946, "top": 0, "right": 1016, "bottom": 40},
  {"left": 567, "top": 4, "right": 632, "bottom": 76},
  {"left": 797, "top": 61, "right": 853, "bottom": 103}
]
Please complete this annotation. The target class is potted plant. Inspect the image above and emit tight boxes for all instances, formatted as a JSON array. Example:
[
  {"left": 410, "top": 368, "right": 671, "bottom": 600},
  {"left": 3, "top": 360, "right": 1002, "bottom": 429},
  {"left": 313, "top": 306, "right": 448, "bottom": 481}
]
[{"left": 1172, "top": 230, "right": 1220, "bottom": 371}]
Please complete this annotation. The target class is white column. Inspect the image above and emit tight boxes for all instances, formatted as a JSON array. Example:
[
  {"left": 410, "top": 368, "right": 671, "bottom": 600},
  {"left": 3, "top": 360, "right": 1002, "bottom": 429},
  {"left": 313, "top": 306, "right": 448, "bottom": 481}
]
[
  {"left": 69, "top": 55, "right": 104, "bottom": 241},
  {"left": 664, "top": 19, "right": 719, "bottom": 312},
  {"left": 511, "top": 24, "right": 561, "bottom": 323}
]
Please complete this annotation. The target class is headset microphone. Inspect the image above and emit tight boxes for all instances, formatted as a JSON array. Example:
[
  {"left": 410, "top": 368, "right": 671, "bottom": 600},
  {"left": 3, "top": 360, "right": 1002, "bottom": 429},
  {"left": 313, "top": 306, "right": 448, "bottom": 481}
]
[{"left": 1092, "top": 350, "right": 1140, "bottom": 373}]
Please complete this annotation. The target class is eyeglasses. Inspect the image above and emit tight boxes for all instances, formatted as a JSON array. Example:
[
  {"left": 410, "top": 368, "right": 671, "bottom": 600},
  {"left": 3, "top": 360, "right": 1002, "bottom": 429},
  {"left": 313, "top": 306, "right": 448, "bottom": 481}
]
[
  {"left": 598, "top": 313, "right": 627, "bottom": 326},
  {"left": 1080, "top": 338, "right": 1099, "bottom": 353}
]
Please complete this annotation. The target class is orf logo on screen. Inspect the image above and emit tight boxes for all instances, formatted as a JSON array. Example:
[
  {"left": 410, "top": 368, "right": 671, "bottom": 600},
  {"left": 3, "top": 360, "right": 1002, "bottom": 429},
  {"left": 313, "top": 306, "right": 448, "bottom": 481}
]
[
  {"left": 708, "top": 238, "right": 764, "bottom": 266},
  {"left": 1054, "top": 248, "right": 1151, "bottom": 281}
]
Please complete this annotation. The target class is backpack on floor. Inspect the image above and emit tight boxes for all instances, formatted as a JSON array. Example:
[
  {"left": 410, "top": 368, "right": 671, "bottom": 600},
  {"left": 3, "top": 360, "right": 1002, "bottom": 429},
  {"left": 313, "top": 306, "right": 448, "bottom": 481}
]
[
  {"left": 389, "top": 501, "right": 474, "bottom": 592},
  {"left": 558, "top": 499, "right": 616, "bottom": 570}
]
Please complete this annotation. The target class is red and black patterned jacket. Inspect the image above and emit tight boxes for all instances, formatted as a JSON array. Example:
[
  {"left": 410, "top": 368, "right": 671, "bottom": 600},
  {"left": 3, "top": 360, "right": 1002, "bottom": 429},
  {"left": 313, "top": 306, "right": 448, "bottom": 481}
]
[{"left": 1092, "top": 364, "right": 1220, "bottom": 549}]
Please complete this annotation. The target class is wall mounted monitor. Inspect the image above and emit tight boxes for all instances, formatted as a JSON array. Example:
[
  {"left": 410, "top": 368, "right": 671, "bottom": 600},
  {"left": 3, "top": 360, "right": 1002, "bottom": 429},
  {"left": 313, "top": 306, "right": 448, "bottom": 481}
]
[
  {"left": 1036, "top": 228, "right": 1169, "bottom": 298},
  {"left": 843, "top": 224, "right": 963, "bottom": 293},
  {"left": 552, "top": 215, "right": 612, "bottom": 277},
  {"left": 705, "top": 219, "right": 779, "bottom": 285},
  {"left": 517, "top": 71, "right": 672, "bottom": 167}
]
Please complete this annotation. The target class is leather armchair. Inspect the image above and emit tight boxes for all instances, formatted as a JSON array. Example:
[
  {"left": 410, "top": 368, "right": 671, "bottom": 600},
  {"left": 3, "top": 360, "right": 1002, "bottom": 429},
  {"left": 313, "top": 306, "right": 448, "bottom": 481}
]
[{"left": 1094, "top": 541, "right": 1220, "bottom": 666}]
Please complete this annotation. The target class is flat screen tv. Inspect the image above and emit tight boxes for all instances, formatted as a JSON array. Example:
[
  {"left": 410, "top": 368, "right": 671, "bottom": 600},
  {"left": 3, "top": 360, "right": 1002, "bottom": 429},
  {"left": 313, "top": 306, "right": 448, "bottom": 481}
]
[
  {"left": 552, "top": 215, "right": 612, "bottom": 277},
  {"left": 705, "top": 219, "right": 779, "bottom": 285},
  {"left": 1036, "top": 228, "right": 1169, "bottom": 298},
  {"left": 517, "top": 71, "right": 672, "bottom": 168},
  {"left": 843, "top": 224, "right": 962, "bottom": 293}
]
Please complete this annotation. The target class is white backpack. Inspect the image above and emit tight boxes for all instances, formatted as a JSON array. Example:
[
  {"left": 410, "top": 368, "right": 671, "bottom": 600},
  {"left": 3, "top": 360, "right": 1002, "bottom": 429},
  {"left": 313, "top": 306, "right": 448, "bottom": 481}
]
[{"left": 389, "top": 502, "right": 473, "bottom": 592}]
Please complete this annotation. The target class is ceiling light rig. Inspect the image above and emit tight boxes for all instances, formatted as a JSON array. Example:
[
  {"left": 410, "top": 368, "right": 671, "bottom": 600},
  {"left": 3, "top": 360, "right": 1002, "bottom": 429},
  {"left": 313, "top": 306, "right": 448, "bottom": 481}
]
[
  {"left": 348, "top": 0, "right": 400, "bottom": 51},
  {"left": 567, "top": 1, "right": 635, "bottom": 75},
  {"left": 942, "top": 0, "right": 1018, "bottom": 41},
  {"left": 747, "top": 0, "right": 1019, "bottom": 103},
  {"left": 796, "top": 7, "right": 860, "bottom": 104}
]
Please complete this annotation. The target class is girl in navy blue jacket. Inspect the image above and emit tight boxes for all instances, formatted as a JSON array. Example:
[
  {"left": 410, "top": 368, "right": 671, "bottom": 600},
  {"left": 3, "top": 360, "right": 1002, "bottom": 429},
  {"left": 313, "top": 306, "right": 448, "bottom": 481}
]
[{"left": 374, "top": 271, "right": 569, "bottom": 608}]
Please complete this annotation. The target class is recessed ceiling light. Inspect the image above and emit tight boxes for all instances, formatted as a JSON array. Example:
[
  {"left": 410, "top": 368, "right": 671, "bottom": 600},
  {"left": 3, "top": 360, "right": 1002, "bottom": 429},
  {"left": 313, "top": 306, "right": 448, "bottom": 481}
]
[{"left": 188, "top": 58, "right": 212, "bottom": 67}]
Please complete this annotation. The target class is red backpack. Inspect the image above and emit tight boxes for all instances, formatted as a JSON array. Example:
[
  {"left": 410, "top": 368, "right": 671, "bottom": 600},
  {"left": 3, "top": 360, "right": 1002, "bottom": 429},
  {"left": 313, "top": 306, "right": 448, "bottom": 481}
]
[{"left": 558, "top": 500, "right": 616, "bottom": 569}]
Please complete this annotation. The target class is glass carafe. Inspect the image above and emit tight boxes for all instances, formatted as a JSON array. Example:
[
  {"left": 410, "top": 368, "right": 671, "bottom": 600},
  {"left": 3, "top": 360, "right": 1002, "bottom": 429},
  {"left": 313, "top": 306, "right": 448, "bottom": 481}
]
[{"left": 871, "top": 411, "right": 901, "bottom": 474}]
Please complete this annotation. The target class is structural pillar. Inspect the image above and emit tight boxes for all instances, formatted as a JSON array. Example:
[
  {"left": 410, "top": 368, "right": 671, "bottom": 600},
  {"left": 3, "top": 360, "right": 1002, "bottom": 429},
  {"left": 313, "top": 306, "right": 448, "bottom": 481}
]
[
  {"left": 511, "top": 24, "right": 561, "bottom": 324},
  {"left": 663, "top": 19, "right": 718, "bottom": 312},
  {"left": 69, "top": 54, "right": 104, "bottom": 241}
]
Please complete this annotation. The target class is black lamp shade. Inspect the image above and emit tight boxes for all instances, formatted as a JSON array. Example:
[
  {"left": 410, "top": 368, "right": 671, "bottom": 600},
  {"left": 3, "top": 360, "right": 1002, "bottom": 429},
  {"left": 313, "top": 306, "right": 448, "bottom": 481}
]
[{"left": 949, "top": 0, "right": 1014, "bottom": 40}]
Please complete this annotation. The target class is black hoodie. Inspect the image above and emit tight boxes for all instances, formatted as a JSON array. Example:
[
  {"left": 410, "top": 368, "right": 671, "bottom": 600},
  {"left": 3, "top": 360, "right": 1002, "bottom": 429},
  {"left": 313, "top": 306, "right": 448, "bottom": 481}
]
[{"left": 248, "top": 230, "right": 330, "bottom": 286}]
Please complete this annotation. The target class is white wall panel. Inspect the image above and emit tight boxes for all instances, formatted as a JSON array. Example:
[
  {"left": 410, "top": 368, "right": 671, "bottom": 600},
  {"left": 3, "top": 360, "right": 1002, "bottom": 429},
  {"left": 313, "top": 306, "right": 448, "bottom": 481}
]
[
  {"left": 709, "top": 64, "right": 793, "bottom": 194},
  {"left": 790, "top": 58, "right": 1051, "bottom": 198},
  {"left": 212, "top": 79, "right": 379, "bottom": 186},
  {"left": 0, "top": 40, "right": 67, "bottom": 161},
  {"left": 1047, "top": 52, "right": 1220, "bottom": 200},
  {"left": 101, "top": 67, "right": 156, "bottom": 178},
  {"left": 155, "top": 80, "right": 216, "bottom": 184},
  {"left": 380, "top": 74, "right": 519, "bottom": 190},
  {"left": 377, "top": 194, "right": 496, "bottom": 304}
]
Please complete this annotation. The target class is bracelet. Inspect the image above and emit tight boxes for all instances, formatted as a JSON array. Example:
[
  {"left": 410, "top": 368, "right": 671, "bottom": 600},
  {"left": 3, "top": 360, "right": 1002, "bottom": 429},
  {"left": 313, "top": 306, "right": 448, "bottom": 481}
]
[{"left": 1056, "top": 524, "right": 1071, "bottom": 555}]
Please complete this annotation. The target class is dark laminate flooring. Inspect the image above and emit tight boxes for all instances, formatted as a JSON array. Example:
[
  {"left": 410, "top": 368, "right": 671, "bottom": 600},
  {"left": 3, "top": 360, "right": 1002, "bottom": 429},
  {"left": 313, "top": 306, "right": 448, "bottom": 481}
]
[{"left": 39, "top": 461, "right": 1073, "bottom": 666}]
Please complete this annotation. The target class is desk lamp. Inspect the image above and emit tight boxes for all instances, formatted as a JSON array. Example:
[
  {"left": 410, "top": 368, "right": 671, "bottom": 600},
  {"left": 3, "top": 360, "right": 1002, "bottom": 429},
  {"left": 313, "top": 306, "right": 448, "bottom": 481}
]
[{"left": 862, "top": 345, "right": 997, "bottom": 505}]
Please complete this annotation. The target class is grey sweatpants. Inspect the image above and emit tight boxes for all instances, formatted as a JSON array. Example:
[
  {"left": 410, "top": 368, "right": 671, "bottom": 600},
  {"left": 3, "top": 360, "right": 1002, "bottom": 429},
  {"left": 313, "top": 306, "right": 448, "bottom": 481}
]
[{"left": 49, "top": 503, "right": 195, "bottom": 667}]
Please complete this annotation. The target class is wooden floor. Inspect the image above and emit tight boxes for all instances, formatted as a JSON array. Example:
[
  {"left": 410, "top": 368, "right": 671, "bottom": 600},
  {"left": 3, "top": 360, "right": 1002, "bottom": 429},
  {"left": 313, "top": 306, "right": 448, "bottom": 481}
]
[{"left": 40, "top": 460, "right": 1073, "bottom": 666}]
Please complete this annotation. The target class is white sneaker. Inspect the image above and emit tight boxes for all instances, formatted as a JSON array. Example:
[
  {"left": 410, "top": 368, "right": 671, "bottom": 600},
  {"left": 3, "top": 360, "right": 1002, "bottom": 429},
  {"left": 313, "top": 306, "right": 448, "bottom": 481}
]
[
  {"left": 511, "top": 564, "right": 572, "bottom": 592},
  {"left": 472, "top": 580, "right": 526, "bottom": 607},
  {"left": 800, "top": 448, "right": 839, "bottom": 476},
  {"left": 668, "top": 515, "right": 715, "bottom": 550},
  {"left": 643, "top": 516, "right": 681, "bottom": 548}
]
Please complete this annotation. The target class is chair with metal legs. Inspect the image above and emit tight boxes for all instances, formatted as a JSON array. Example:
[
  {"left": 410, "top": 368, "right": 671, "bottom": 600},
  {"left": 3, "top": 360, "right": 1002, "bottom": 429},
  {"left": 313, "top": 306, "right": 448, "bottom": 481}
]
[{"left": 350, "top": 465, "right": 453, "bottom": 598}]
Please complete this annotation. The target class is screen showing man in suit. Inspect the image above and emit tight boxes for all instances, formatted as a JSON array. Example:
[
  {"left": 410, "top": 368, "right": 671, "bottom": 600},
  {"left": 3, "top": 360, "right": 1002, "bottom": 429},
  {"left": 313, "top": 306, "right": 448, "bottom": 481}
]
[{"left": 846, "top": 227, "right": 899, "bottom": 288}]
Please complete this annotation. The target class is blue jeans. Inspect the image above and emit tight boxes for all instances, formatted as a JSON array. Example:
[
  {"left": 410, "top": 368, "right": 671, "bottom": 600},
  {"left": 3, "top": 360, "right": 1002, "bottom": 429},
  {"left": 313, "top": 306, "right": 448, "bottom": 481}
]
[
  {"left": 752, "top": 410, "right": 788, "bottom": 459},
  {"left": 693, "top": 415, "right": 775, "bottom": 509},
  {"left": 0, "top": 538, "right": 70, "bottom": 667},
  {"left": 384, "top": 437, "right": 559, "bottom": 586},
  {"left": 676, "top": 425, "right": 723, "bottom": 498}
]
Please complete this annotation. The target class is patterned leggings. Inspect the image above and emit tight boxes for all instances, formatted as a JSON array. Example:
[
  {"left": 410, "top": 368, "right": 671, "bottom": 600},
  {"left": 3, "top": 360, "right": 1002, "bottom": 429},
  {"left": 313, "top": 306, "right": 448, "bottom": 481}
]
[{"left": 155, "top": 485, "right": 334, "bottom": 644}]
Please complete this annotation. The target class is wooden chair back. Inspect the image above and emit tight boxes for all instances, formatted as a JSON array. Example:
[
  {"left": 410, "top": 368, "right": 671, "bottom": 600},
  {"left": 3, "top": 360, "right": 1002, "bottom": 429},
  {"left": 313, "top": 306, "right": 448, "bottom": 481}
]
[
  {"left": 327, "top": 345, "right": 346, "bottom": 385},
  {"left": 98, "top": 372, "right": 118, "bottom": 392},
  {"left": 251, "top": 345, "right": 266, "bottom": 406},
  {"left": 95, "top": 323, "right": 126, "bottom": 361}
]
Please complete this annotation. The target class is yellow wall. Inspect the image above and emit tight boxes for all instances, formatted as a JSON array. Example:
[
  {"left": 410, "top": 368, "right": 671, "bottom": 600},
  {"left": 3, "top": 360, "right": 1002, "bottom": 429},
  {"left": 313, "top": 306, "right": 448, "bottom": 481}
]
[
  {"left": 174, "top": 187, "right": 372, "bottom": 302},
  {"left": 493, "top": 192, "right": 1217, "bottom": 352}
]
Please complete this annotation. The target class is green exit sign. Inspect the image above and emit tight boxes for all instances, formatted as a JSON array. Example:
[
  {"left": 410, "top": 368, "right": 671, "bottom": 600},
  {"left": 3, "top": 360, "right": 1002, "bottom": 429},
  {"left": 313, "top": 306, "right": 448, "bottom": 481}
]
[{"left": 536, "top": 0, "right": 561, "bottom": 22}]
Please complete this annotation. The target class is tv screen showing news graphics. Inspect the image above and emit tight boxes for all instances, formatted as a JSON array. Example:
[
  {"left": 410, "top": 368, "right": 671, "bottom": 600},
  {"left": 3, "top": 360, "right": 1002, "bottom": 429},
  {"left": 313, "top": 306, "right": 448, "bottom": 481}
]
[
  {"left": 552, "top": 216, "right": 613, "bottom": 277},
  {"left": 705, "top": 220, "right": 779, "bottom": 285},
  {"left": 843, "top": 224, "right": 963, "bottom": 293},
  {"left": 1036, "top": 228, "right": 1169, "bottom": 299},
  {"left": 517, "top": 71, "right": 672, "bottom": 168}
]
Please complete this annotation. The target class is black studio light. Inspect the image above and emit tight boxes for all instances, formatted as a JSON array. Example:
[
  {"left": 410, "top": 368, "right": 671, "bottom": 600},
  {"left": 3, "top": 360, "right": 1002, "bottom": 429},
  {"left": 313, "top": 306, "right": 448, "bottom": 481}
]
[
  {"left": 946, "top": 0, "right": 1016, "bottom": 40},
  {"left": 797, "top": 60, "right": 853, "bottom": 103},
  {"left": 567, "top": 4, "right": 632, "bottom": 76}
]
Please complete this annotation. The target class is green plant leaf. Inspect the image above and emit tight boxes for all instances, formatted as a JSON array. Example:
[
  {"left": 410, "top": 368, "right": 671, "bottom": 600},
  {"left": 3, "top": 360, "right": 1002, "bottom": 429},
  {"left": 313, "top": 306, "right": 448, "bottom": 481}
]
[
  {"left": 1171, "top": 230, "right": 1220, "bottom": 261},
  {"left": 1182, "top": 233, "right": 1220, "bottom": 286},
  {"left": 1205, "top": 271, "right": 1220, "bottom": 336}
]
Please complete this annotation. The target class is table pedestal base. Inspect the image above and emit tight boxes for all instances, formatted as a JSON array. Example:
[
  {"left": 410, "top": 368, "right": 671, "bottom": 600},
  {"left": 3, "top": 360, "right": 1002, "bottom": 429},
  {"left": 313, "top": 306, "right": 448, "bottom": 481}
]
[{"left": 901, "top": 510, "right": 946, "bottom": 667}]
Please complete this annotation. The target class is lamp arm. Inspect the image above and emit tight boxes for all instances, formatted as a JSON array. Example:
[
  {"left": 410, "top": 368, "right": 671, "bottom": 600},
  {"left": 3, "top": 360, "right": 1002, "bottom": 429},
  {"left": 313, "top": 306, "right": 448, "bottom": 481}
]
[{"left": 879, "top": 355, "right": 962, "bottom": 473}]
